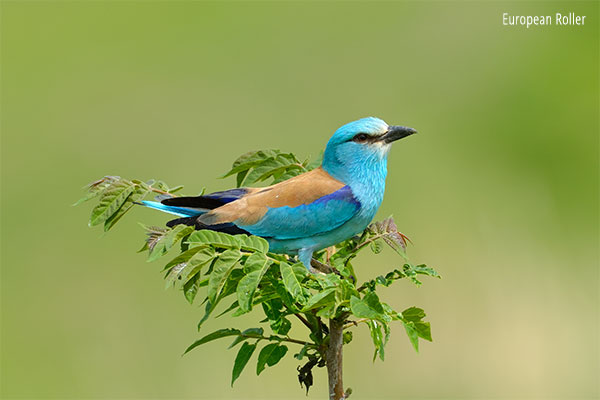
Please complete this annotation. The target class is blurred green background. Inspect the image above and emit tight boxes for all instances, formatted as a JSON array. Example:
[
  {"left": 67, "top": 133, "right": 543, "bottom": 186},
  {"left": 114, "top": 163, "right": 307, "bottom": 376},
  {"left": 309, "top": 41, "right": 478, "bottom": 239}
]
[{"left": 1, "top": 1, "right": 598, "bottom": 399}]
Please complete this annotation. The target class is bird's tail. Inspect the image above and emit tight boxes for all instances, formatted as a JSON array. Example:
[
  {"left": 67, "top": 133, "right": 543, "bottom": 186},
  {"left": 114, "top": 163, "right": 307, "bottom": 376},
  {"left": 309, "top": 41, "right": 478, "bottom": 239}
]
[
  {"left": 139, "top": 200, "right": 205, "bottom": 218},
  {"left": 138, "top": 190, "right": 250, "bottom": 235}
]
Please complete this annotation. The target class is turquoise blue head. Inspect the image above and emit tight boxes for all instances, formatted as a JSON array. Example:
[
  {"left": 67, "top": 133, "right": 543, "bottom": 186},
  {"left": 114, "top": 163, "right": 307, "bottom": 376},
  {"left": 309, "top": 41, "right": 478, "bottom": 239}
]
[{"left": 322, "top": 117, "right": 417, "bottom": 182}]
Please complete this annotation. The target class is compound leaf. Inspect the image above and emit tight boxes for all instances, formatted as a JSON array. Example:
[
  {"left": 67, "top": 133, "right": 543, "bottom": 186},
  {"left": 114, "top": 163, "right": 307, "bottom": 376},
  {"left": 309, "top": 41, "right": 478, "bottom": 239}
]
[{"left": 89, "top": 180, "right": 135, "bottom": 226}]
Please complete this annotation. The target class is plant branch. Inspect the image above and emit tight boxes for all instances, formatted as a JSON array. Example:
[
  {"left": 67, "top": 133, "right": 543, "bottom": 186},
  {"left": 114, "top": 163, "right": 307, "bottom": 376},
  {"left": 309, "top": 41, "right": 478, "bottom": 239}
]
[
  {"left": 343, "top": 318, "right": 369, "bottom": 330},
  {"left": 311, "top": 258, "right": 334, "bottom": 273},
  {"left": 294, "top": 313, "right": 314, "bottom": 331},
  {"left": 240, "top": 333, "right": 313, "bottom": 347},
  {"left": 326, "top": 318, "right": 345, "bottom": 400},
  {"left": 352, "top": 234, "right": 383, "bottom": 253},
  {"left": 148, "top": 186, "right": 172, "bottom": 196}
]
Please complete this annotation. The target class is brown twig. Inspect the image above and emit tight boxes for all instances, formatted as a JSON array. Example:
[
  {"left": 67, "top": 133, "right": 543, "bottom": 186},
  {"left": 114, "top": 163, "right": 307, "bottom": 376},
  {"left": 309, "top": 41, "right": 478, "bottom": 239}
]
[
  {"left": 294, "top": 313, "right": 314, "bottom": 331},
  {"left": 342, "top": 318, "right": 369, "bottom": 330}
]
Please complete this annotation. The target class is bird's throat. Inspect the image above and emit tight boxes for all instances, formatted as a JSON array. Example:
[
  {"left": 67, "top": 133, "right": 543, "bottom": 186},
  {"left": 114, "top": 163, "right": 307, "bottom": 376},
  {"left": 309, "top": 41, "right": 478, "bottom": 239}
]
[{"left": 324, "top": 157, "right": 387, "bottom": 215}]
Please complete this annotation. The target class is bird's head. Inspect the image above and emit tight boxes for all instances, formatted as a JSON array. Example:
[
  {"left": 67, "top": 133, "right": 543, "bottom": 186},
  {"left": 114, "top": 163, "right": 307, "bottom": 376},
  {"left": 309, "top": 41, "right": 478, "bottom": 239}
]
[{"left": 322, "top": 117, "right": 416, "bottom": 181}]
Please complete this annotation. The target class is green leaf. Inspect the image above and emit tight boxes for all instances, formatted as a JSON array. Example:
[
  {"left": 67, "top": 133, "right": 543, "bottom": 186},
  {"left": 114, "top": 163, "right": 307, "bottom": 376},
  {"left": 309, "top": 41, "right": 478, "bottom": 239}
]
[
  {"left": 367, "top": 320, "right": 390, "bottom": 361},
  {"left": 292, "top": 262, "right": 308, "bottom": 282},
  {"left": 177, "top": 248, "right": 217, "bottom": 284},
  {"left": 269, "top": 280, "right": 299, "bottom": 312},
  {"left": 223, "top": 150, "right": 280, "bottom": 178},
  {"left": 164, "top": 248, "right": 216, "bottom": 289},
  {"left": 140, "top": 224, "right": 168, "bottom": 252},
  {"left": 242, "top": 159, "right": 279, "bottom": 186},
  {"left": 207, "top": 249, "right": 242, "bottom": 303},
  {"left": 402, "top": 264, "right": 441, "bottom": 286},
  {"left": 152, "top": 180, "right": 169, "bottom": 191},
  {"left": 228, "top": 328, "right": 264, "bottom": 349},
  {"left": 89, "top": 180, "right": 135, "bottom": 226},
  {"left": 224, "top": 150, "right": 284, "bottom": 187},
  {"left": 219, "top": 269, "right": 245, "bottom": 299},
  {"left": 316, "top": 303, "right": 335, "bottom": 319},
  {"left": 148, "top": 225, "right": 195, "bottom": 262},
  {"left": 216, "top": 301, "right": 239, "bottom": 318},
  {"left": 250, "top": 164, "right": 304, "bottom": 186},
  {"left": 314, "top": 272, "right": 342, "bottom": 290},
  {"left": 294, "top": 344, "right": 310, "bottom": 360},
  {"left": 343, "top": 331, "right": 353, "bottom": 344},
  {"left": 301, "top": 288, "right": 336, "bottom": 312},
  {"left": 197, "top": 299, "right": 215, "bottom": 330},
  {"left": 164, "top": 263, "right": 186, "bottom": 289},
  {"left": 364, "top": 292, "right": 385, "bottom": 313},
  {"left": 402, "top": 307, "right": 426, "bottom": 322},
  {"left": 338, "top": 279, "right": 359, "bottom": 302},
  {"left": 369, "top": 239, "right": 383, "bottom": 254},
  {"left": 184, "top": 328, "right": 241, "bottom": 354},
  {"left": 237, "top": 151, "right": 306, "bottom": 185},
  {"left": 236, "top": 170, "right": 249, "bottom": 188},
  {"left": 168, "top": 184, "right": 184, "bottom": 193},
  {"left": 403, "top": 320, "right": 420, "bottom": 352},
  {"left": 280, "top": 261, "right": 304, "bottom": 303},
  {"left": 269, "top": 316, "right": 291, "bottom": 335},
  {"left": 305, "top": 150, "right": 323, "bottom": 171},
  {"left": 104, "top": 183, "right": 150, "bottom": 231},
  {"left": 231, "top": 342, "right": 257, "bottom": 386},
  {"left": 415, "top": 321, "right": 432, "bottom": 342},
  {"left": 241, "top": 327, "right": 264, "bottom": 338},
  {"left": 74, "top": 176, "right": 118, "bottom": 206},
  {"left": 349, "top": 293, "right": 388, "bottom": 323},
  {"left": 237, "top": 253, "right": 271, "bottom": 313},
  {"left": 183, "top": 274, "right": 200, "bottom": 304},
  {"left": 238, "top": 235, "right": 270, "bottom": 253},
  {"left": 259, "top": 297, "right": 291, "bottom": 334},
  {"left": 241, "top": 153, "right": 304, "bottom": 186},
  {"left": 256, "top": 343, "right": 288, "bottom": 375},
  {"left": 271, "top": 169, "right": 303, "bottom": 184},
  {"left": 162, "top": 246, "right": 204, "bottom": 272},
  {"left": 187, "top": 230, "right": 241, "bottom": 250}
]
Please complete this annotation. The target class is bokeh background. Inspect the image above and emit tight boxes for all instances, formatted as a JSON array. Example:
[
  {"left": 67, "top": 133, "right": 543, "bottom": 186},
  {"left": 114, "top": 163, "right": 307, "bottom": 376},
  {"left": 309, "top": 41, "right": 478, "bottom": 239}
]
[{"left": 1, "top": 1, "right": 598, "bottom": 399}]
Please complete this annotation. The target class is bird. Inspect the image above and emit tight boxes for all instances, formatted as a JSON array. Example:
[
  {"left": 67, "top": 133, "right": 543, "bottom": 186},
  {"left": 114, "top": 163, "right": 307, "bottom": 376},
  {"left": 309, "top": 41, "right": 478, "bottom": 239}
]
[{"left": 141, "top": 117, "right": 416, "bottom": 271}]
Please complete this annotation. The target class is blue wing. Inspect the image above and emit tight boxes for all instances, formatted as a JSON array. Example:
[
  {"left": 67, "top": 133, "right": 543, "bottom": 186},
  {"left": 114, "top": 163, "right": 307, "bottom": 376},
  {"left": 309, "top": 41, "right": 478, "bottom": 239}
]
[{"left": 236, "top": 186, "right": 361, "bottom": 240}]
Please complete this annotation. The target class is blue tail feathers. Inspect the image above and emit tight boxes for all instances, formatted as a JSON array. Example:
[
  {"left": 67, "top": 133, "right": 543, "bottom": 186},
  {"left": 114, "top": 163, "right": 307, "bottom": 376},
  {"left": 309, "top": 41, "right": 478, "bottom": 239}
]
[{"left": 140, "top": 201, "right": 204, "bottom": 218}]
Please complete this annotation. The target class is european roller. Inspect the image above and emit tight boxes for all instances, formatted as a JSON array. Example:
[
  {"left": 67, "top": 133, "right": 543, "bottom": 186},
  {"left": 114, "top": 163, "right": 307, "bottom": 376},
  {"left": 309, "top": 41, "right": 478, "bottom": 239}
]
[{"left": 141, "top": 117, "right": 416, "bottom": 271}]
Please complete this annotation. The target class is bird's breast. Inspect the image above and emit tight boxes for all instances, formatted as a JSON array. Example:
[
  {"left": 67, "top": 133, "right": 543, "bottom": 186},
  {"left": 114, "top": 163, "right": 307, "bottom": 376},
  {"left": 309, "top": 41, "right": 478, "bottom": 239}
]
[{"left": 347, "top": 166, "right": 387, "bottom": 217}]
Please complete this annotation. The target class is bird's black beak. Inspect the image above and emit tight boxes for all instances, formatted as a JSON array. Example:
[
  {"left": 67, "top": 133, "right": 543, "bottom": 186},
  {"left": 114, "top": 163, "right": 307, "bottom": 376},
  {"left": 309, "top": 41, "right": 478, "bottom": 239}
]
[{"left": 380, "top": 126, "right": 417, "bottom": 144}]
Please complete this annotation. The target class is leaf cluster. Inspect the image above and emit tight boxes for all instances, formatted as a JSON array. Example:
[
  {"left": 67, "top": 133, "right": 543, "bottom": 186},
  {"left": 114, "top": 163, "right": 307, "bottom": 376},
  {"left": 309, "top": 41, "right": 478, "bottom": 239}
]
[
  {"left": 221, "top": 149, "right": 322, "bottom": 187},
  {"left": 77, "top": 149, "right": 439, "bottom": 392},
  {"left": 75, "top": 176, "right": 184, "bottom": 232}
]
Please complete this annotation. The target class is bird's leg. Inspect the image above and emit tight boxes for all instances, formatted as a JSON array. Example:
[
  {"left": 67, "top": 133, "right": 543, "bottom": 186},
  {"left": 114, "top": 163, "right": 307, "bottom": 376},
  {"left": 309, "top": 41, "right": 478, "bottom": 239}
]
[{"left": 299, "top": 248, "right": 340, "bottom": 275}]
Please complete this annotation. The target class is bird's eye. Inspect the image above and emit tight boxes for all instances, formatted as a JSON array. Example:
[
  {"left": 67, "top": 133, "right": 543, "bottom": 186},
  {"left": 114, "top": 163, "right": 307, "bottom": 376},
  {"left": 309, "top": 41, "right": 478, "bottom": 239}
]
[{"left": 353, "top": 133, "right": 369, "bottom": 142}]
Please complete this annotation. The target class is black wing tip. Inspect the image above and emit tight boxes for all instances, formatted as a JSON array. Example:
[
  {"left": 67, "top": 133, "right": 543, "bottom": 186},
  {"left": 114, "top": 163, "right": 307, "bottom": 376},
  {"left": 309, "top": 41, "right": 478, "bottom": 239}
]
[
  {"left": 161, "top": 196, "right": 223, "bottom": 210},
  {"left": 166, "top": 217, "right": 251, "bottom": 235}
]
